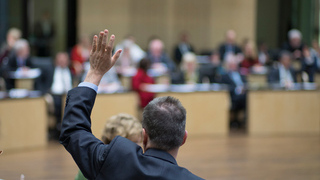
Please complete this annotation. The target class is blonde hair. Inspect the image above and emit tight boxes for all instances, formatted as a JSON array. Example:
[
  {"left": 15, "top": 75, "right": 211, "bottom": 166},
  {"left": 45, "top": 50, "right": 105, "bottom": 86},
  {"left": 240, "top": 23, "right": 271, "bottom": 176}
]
[
  {"left": 7, "top": 28, "right": 22, "bottom": 39},
  {"left": 180, "top": 52, "right": 198, "bottom": 71},
  {"left": 101, "top": 113, "right": 142, "bottom": 144}
]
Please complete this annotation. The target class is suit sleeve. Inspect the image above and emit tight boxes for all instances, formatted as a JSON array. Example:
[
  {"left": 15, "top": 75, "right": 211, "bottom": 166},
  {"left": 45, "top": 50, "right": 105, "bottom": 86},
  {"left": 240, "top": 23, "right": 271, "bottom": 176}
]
[{"left": 59, "top": 87, "right": 109, "bottom": 180}]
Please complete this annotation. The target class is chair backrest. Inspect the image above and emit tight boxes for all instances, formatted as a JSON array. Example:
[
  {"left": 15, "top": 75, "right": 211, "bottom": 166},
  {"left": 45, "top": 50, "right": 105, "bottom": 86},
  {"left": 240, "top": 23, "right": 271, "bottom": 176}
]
[{"left": 31, "top": 57, "right": 54, "bottom": 94}]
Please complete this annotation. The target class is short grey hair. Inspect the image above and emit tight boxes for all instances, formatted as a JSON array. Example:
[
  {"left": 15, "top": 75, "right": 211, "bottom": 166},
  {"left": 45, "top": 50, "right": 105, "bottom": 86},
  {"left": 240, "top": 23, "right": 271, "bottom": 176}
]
[
  {"left": 288, "top": 29, "right": 302, "bottom": 39},
  {"left": 14, "top": 39, "right": 29, "bottom": 51}
]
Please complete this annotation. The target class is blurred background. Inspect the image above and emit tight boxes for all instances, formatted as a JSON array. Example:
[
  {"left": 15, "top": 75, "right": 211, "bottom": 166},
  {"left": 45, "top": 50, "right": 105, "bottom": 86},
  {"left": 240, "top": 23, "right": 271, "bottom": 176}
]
[{"left": 0, "top": 0, "right": 320, "bottom": 179}]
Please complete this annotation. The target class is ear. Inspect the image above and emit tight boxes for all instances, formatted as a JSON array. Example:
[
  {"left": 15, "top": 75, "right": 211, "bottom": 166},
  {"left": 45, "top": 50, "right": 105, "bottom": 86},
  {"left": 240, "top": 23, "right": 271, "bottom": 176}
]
[
  {"left": 142, "top": 128, "right": 148, "bottom": 149},
  {"left": 180, "top": 130, "right": 188, "bottom": 146}
]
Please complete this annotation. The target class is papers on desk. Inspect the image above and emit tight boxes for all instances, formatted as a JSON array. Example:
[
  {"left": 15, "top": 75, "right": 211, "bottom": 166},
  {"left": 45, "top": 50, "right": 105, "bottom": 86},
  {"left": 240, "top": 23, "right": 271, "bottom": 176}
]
[
  {"left": 10, "top": 68, "right": 41, "bottom": 79},
  {"left": 7, "top": 89, "right": 42, "bottom": 99},
  {"left": 143, "top": 84, "right": 170, "bottom": 93},
  {"left": 143, "top": 83, "right": 229, "bottom": 93}
]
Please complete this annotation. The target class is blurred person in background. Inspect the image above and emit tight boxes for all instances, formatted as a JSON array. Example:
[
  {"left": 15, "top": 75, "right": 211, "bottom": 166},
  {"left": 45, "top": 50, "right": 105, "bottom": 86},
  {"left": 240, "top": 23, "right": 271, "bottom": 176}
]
[
  {"left": 0, "top": 28, "right": 21, "bottom": 90},
  {"left": 220, "top": 54, "right": 247, "bottom": 128},
  {"left": 4, "top": 39, "right": 33, "bottom": 89},
  {"left": 49, "top": 52, "right": 73, "bottom": 139},
  {"left": 282, "top": 29, "right": 304, "bottom": 60},
  {"left": 75, "top": 113, "right": 142, "bottom": 180},
  {"left": 174, "top": 32, "right": 195, "bottom": 66},
  {"left": 71, "top": 35, "right": 91, "bottom": 79},
  {"left": 240, "top": 41, "right": 259, "bottom": 75},
  {"left": 82, "top": 64, "right": 121, "bottom": 94},
  {"left": 34, "top": 11, "right": 55, "bottom": 57},
  {"left": 114, "top": 35, "right": 146, "bottom": 76},
  {"left": 147, "top": 39, "right": 176, "bottom": 73},
  {"left": 198, "top": 50, "right": 225, "bottom": 83},
  {"left": 0, "top": 28, "right": 21, "bottom": 64},
  {"left": 301, "top": 45, "right": 319, "bottom": 82},
  {"left": 311, "top": 40, "right": 320, "bottom": 72},
  {"left": 132, "top": 58, "right": 155, "bottom": 113},
  {"left": 258, "top": 41, "right": 272, "bottom": 66},
  {"left": 219, "top": 29, "right": 242, "bottom": 61},
  {"left": 180, "top": 52, "right": 199, "bottom": 84},
  {"left": 267, "top": 51, "right": 297, "bottom": 88}
]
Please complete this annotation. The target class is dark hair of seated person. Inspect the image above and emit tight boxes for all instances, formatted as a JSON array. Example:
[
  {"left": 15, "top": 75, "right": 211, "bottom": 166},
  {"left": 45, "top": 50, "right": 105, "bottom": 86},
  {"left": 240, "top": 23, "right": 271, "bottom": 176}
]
[
  {"left": 142, "top": 96, "right": 186, "bottom": 151},
  {"left": 138, "top": 58, "right": 151, "bottom": 72}
]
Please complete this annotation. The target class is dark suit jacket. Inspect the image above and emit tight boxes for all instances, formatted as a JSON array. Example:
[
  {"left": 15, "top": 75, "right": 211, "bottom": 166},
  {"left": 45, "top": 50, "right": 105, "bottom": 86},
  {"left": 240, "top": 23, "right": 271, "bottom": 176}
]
[
  {"left": 220, "top": 72, "right": 247, "bottom": 110},
  {"left": 267, "top": 67, "right": 297, "bottom": 84},
  {"left": 147, "top": 52, "right": 176, "bottom": 72},
  {"left": 60, "top": 87, "right": 203, "bottom": 180},
  {"left": 218, "top": 43, "right": 242, "bottom": 61},
  {"left": 174, "top": 43, "right": 194, "bottom": 65},
  {"left": 7, "top": 55, "right": 33, "bottom": 71}
]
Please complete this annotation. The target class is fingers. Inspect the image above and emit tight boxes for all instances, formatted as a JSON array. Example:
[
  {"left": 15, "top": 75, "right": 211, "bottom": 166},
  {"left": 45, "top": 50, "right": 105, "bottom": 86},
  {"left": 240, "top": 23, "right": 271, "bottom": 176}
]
[
  {"left": 112, "top": 49, "right": 122, "bottom": 65},
  {"left": 97, "top": 31, "right": 104, "bottom": 52},
  {"left": 91, "top": 35, "right": 98, "bottom": 54},
  {"left": 107, "top": 34, "right": 116, "bottom": 55},
  {"left": 101, "top": 29, "right": 109, "bottom": 52}
]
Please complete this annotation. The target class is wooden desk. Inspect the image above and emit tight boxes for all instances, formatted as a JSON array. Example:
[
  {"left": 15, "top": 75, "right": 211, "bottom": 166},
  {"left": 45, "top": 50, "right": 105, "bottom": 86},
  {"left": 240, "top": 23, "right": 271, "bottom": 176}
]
[
  {"left": 83, "top": 93, "right": 138, "bottom": 140},
  {"left": 247, "top": 74, "right": 267, "bottom": 87},
  {"left": 157, "top": 91, "right": 229, "bottom": 136},
  {"left": 248, "top": 90, "right": 320, "bottom": 135},
  {"left": 0, "top": 97, "right": 47, "bottom": 151},
  {"left": 15, "top": 78, "right": 34, "bottom": 90}
]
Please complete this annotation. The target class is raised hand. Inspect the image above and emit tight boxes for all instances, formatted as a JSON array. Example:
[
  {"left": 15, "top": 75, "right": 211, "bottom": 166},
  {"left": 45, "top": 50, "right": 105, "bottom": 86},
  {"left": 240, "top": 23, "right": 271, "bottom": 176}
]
[{"left": 84, "top": 29, "right": 122, "bottom": 86}]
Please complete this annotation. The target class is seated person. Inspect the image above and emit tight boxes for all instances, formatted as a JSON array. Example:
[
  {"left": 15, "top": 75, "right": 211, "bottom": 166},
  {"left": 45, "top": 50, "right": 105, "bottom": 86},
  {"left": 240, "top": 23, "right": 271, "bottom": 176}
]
[
  {"left": 4, "top": 39, "right": 33, "bottom": 89},
  {"left": 172, "top": 52, "right": 198, "bottom": 84},
  {"left": 147, "top": 39, "right": 176, "bottom": 74},
  {"left": 198, "top": 51, "right": 225, "bottom": 83},
  {"left": 114, "top": 35, "right": 145, "bottom": 76},
  {"left": 75, "top": 113, "right": 142, "bottom": 180},
  {"left": 267, "top": 51, "right": 297, "bottom": 88},
  {"left": 240, "top": 41, "right": 259, "bottom": 75},
  {"left": 282, "top": 29, "right": 304, "bottom": 60},
  {"left": 218, "top": 29, "right": 242, "bottom": 62},
  {"left": 173, "top": 32, "right": 195, "bottom": 65},
  {"left": 49, "top": 52, "right": 73, "bottom": 139},
  {"left": 70, "top": 35, "right": 91, "bottom": 79},
  {"left": 220, "top": 54, "right": 247, "bottom": 127},
  {"left": 82, "top": 62, "right": 121, "bottom": 93},
  {"left": 0, "top": 28, "right": 21, "bottom": 64},
  {"left": 301, "top": 45, "right": 318, "bottom": 82},
  {"left": 132, "top": 58, "right": 155, "bottom": 108}
]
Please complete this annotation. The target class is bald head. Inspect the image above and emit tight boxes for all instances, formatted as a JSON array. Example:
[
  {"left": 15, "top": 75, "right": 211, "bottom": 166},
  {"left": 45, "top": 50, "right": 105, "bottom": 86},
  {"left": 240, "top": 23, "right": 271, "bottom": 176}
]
[
  {"left": 149, "top": 39, "right": 164, "bottom": 57},
  {"left": 226, "top": 30, "right": 236, "bottom": 44}
]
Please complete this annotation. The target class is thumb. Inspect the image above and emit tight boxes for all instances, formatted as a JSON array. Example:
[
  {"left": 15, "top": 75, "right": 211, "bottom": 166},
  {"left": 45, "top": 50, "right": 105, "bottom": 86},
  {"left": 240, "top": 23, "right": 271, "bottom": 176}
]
[{"left": 112, "top": 49, "right": 122, "bottom": 65}]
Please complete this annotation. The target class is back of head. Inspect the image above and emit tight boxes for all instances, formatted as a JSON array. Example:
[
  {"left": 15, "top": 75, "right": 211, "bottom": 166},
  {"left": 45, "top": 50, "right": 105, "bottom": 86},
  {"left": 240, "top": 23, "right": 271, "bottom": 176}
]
[
  {"left": 101, "top": 113, "right": 142, "bottom": 144},
  {"left": 142, "top": 96, "right": 186, "bottom": 151},
  {"left": 138, "top": 58, "right": 151, "bottom": 72}
]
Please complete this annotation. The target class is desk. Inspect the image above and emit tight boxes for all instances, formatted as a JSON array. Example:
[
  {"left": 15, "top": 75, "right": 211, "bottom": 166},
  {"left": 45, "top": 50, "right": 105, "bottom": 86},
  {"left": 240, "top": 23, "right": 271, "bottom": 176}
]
[
  {"left": 248, "top": 90, "right": 320, "bottom": 135},
  {"left": 76, "top": 93, "right": 138, "bottom": 140},
  {"left": 0, "top": 97, "right": 47, "bottom": 151},
  {"left": 247, "top": 74, "right": 267, "bottom": 86},
  {"left": 157, "top": 91, "right": 229, "bottom": 136},
  {"left": 15, "top": 78, "right": 34, "bottom": 90}
]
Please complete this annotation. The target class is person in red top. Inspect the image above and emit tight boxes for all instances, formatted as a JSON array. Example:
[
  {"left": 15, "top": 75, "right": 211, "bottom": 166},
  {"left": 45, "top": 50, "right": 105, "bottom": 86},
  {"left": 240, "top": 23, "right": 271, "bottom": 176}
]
[
  {"left": 132, "top": 58, "right": 155, "bottom": 108},
  {"left": 240, "top": 41, "right": 259, "bottom": 75},
  {"left": 70, "top": 35, "right": 91, "bottom": 76}
]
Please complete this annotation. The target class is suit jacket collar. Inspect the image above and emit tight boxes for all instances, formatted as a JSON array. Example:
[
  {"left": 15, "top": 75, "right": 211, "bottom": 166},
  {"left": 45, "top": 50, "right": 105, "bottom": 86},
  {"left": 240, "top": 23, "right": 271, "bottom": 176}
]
[{"left": 144, "top": 148, "right": 177, "bottom": 165}]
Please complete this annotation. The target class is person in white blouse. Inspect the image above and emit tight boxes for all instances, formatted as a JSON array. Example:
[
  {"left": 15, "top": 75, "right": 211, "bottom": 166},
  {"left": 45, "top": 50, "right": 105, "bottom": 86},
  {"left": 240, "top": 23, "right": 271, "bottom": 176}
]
[{"left": 50, "top": 52, "right": 73, "bottom": 139}]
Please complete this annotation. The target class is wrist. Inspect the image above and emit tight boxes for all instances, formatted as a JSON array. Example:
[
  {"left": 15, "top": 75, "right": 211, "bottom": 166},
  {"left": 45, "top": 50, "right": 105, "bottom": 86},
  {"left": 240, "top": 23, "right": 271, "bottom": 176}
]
[{"left": 84, "top": 69, "right": 104, "bottom": 86}]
